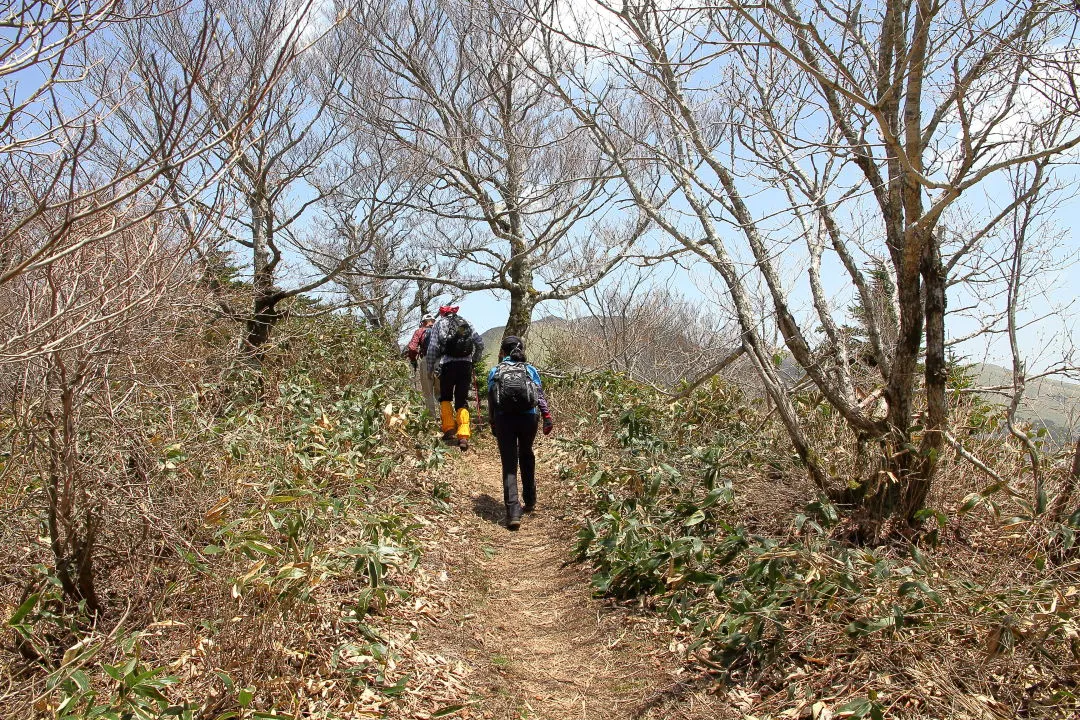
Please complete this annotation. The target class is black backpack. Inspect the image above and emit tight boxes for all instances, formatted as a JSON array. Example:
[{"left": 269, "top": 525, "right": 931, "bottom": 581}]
[
  {"left": 443, "top": 314, "right": 476, "bottom": 358},
  {"left": 418, "top": 327, "right": 431, "bottom": 355},
  {"left": 491, "top": 361, "right": 539, "bottom": 413}
]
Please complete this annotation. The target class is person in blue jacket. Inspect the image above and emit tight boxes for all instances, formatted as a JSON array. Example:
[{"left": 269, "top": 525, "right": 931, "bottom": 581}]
[
  {"left": 487, "top": 336, "right": 554, "bottom": 530},
  {"left": 425, "top": 305, "right": 485, "bottom": 450}
]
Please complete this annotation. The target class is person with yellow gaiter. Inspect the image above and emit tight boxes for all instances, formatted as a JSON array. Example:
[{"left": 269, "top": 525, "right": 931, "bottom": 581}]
[{"left": 424, "top": 305, "right": 485, "bottom": 451}]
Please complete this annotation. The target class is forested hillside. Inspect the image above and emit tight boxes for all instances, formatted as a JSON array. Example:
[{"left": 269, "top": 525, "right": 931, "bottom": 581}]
[
  {"left": 5, "top": 0, "right": 1080, "bottom": 718},
  {"left": 4, "top": 314, "right": 1078, "bottom": 718},
  {"left": 0, "top": 312, "right": 456, "bottom": 717}
]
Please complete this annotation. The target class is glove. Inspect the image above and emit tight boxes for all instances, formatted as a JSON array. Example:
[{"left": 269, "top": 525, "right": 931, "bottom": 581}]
[
  {"left": 542, "top": 414, "right": 554, "bottom": 435},
  {"left": 409, "top": 359, "right": 418, "bottom": 371}
]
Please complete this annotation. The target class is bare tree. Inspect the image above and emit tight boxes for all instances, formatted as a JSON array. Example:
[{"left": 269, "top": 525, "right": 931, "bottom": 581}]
[
  {"left": 308, "top": 99, "right": 453, "bottom": 336},
  {"left": 964, "top": 154, "right": 1080, "bottom": 517},
  {"left": 530, "top": 0, "right": 1080, "bottom": 534},
  {"left": 335, "top": 0, "right": 646, "bottom": 341},
  {"left": 0, "top": 0, "right": 320, "bottom": 617},
  {"left": 0, "top": 0, "right": 131, "bottom": 284},
  {"left": 0, "top": 207, "right": 204, "bottom": 615},
  {"left": 105, "top": 0, "right": 362, "bottom": 360},
  {"left": 0, "top": 1, "right": 245, "bottom": 292}
]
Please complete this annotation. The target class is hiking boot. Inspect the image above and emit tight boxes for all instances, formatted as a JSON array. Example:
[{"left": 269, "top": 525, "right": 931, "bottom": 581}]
[
  {"left": 441, "top": 430, "right": 456, "bottom": 445},
  {"left": 506, "top": 505, "right": 522, "bottom": 530},
  {"left": 523, "top": 502, "right": 535, "bottom": 513},
  {"left": 458, "top": 436, "right": 469, "bottom": 452}
]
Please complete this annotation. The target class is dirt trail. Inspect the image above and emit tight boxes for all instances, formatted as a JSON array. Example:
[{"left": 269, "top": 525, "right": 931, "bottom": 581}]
[{"left": 407, "top": 441, "right": 731, "bottom": 720}]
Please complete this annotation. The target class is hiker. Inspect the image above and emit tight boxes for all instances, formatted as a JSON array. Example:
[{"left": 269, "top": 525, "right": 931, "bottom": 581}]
[
  {"left": 424, "top": 305, "right": 485, "bottom": 451},
  {"left": 406, "top": 314, "right": 438, "bottom": 415},
  {"left": 487, "top": 336, "right": 553, "bottom": 530}
]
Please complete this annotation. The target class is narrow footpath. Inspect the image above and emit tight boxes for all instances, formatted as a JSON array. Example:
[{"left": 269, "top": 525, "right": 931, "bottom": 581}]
[{"left": 392, "top": 440, "right": 733, "bottom": 720}]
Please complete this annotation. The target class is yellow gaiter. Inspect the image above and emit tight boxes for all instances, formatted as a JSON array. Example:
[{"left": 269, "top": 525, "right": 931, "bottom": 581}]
[
  {"left": 456, "top": 407, "right": 471, "bottom": 438},
  {"left": 440, "top": 401, "right": 456, "bottom": 432}
]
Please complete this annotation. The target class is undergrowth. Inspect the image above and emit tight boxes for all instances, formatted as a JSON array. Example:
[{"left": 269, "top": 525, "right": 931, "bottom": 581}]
[
  {"left": 1, "top": 314, "right": 448, "bottom": 718},
  {"left": 551, "top": 370, "right": 1080, "bottom": 719}
]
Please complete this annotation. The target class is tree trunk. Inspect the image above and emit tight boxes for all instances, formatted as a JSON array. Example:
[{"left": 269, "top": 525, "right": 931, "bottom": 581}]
[
  {"left": 855, "top": 230, "right": 946, "bottom": 534},
  {"left": 46, "top": 374, "right": 102, "bottom": 615},
  {"left": 857, "top": 230, "right": 926, "bottom": 530},
  {"left": 910, "top": 235, "right": 947, "bottom": 519},
  {"left": 242, "top": 188, "right": 279, "bottom": 362},
  {"left": 504, "top": 285, "right": 535, "bottom": 341},
  {"left": 503, "top": 231, "right": 535, "bottom": 340},
  {"left": 243, "top": 293, "right": 283, "bottom": 361}
]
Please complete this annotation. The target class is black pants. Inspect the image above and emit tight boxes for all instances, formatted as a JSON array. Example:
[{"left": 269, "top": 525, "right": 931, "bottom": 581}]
[
  {"left": 438, "top": 361, "right": 472, "bottom": 410},
  {"left": 495, "top": 413, "right": 538, "bottom": 511}
]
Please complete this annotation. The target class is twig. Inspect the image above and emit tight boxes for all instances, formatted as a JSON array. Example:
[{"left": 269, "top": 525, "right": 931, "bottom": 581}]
[
  {"left": 674, "top": 346, "right": 747, "bottom": 399},
  {"left": 943, "top": 432, "right": 1021, "bottom": 500}
]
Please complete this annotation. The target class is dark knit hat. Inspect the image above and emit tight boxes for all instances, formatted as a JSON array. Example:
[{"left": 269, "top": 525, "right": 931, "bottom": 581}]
[{"left": 500, "top": 335, "right": 525, "bottom": 358}]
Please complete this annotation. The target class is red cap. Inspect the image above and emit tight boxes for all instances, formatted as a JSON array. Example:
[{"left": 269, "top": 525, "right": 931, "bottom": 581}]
[{"left": 438, "top": 305, "right": 459, "bottom": 315}]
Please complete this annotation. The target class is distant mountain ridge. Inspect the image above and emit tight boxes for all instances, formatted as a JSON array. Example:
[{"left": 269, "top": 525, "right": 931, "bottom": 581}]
[
  {"left": 479, "top": 317, "right": 567, "bottom": 365},
  {"left": 969, "top": 362, "right": 1080, "bottom": 440}
]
